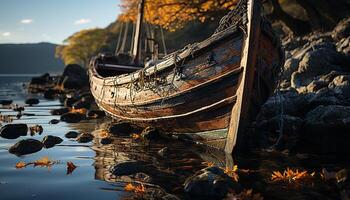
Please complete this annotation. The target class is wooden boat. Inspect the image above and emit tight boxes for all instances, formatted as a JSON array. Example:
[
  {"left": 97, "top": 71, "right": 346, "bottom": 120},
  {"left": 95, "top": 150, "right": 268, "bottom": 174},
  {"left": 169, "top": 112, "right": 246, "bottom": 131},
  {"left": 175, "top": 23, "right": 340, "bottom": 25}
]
[{"left": 89, "top": 0, "right": 284, "bottom": 153}]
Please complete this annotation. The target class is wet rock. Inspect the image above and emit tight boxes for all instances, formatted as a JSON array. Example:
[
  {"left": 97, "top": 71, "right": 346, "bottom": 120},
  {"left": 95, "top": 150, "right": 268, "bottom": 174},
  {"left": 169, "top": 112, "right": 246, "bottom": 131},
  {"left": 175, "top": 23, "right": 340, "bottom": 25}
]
[
  {"left": 141, "top": 127, "right": 160, "bottom": 140},
  {"left": 64, "top": 97, "right": 79, "bottom": 108},
  {"left": 100, "top": 137, "right": 113, "bottom": 145},
  {"left": 65, "top": 131, "right": 79, "bottom": 139},
  {"left": 25, "top": 98, "right": 39, "bottom": 106},
  {"left": 42, "top": 135, "right": 63, "bottom": 148},
  {"left": 86, "top": 110, "right": 105, "bottom": 119},
  {"left": 134, "top": 172, "right": 152, "bottom": 183},
  {"left": 110, "top": 160, "right": 148, "bottom": 176},
  {"left": 30, "top": 73, "right": 52, "bottom": 85},
  {"left": 184, "top": 166, "right": 239, "bottom": 198},
  {"left": 76, "top": 133, "right": 94, "bottom": 143},
  {"left": 13, "top": 105, "right": 24, "bottom": 112},
  {"left": 50, "top": 108, "right": 69, "bottom": 115},
  {"left": 282, "top": 58, "right": 300, "bottom": 80},
  {"left": 9, "top": 139, "right": 43, "bottom": 156},
  {"left": 303, "top": 105, "right": 350, "bottom": 153},
  {"left": 43, "top": 89, "right": 57, "bottom": 100},
  {"left": 158, "top": 147, "right": 168, "bottom": 158},
  {"left": 0, "top": 124, "right": 28, "bottom": 139},
  {"left": 337, "top": 36, "right": 350, "bottom": 55},
  {"left": 72, "top": 98, "right": 91, "bottom": 110},
  {"left": 49, "top": 119, "right": 60, "bottom": 124},
  {"left": 306, "top": 80, "right": 328, "bottom": 93},
  {"left": 58, "top": 64, "right": 89, "bottom": 90},
  {"left": 0, "top": 100, "right": 12, "bottom": 105},
  {"left": 60, "top": 112, "right": 84, "bottom": 123},
  {"left": 108, "top": 122, "right": 133, "bottom": 136}
]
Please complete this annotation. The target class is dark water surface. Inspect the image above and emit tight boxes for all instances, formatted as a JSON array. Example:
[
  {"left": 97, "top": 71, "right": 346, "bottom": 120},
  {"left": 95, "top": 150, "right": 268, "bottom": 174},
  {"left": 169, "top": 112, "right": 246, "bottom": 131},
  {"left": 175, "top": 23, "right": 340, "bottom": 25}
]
[{"left": 0, "top": 76, "right": 349, "bottom": 200}]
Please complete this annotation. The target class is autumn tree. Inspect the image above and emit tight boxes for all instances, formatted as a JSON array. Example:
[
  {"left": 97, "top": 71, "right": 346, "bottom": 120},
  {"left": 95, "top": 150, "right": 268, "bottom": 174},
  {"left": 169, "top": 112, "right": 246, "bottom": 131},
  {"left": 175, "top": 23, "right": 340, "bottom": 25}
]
[{"left": 56, "top": 28, "right": 112, "bottom": 67}]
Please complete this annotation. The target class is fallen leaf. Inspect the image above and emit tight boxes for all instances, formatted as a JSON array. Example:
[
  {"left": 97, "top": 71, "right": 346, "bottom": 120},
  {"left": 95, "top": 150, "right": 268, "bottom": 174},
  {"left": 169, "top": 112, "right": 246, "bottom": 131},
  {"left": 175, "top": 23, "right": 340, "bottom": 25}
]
[
  {"left": 271, "top": 168, "right": 312, "bottom": 183},
  {"left": 33, "top": 156, "right": 53, "bottom": 168},
  {"left": 132, "top": 133, "right": 141, "bottom": 140},
  {"left": 66, "top": 161, "right": 77, "bottom": 175},
  {"left": 124, "top": 183, "right": 145, "bottom": 193},
  {"left": 15, "top": 161, "right": 26, "bottom": 169},
  {"left": 70, "top": 108, "right": 87, "bottom": 114}
]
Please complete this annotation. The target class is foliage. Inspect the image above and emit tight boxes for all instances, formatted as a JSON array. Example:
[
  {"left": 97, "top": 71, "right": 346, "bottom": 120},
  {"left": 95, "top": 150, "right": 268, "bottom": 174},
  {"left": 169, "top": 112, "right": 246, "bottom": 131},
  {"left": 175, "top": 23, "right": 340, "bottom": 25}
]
[
  {"left": 119, "top": 0, "right": 239, "bottom": 31},
  {"left": 15, "top": 156, "right": 57, "bottom": 169},
  {"left": 271, "top": 168, "right": 315, "bottom": 183},
  {"left": 124, "top": 183, "right": 145, "bottom": 193},
  {"left": 55, "top": 28, "right": 112, "bottom": 66},
  {"left": 66, "top": 162, "right": 77, "bottom": 175}
]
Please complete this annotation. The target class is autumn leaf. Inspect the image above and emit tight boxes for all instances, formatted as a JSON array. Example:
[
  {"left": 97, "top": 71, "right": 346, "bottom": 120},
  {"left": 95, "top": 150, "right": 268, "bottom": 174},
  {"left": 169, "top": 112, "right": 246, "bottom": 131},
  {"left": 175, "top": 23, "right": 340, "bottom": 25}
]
[
  {"left": 99, "top": 131, "right": 109, "bottom": 139},
  {"left": 131, "top": 133, "right": 141, "bottom": 140},
  {"left": 66, "top": 162, "right": 77, "bottom": 175},
  {"left": 271, "top": 168, "right": 312, "bottom": 183},
  {"left": 29, "top": 125, "right": 43, "bottom": 136},
  {"left": 224, "top": 165, "right": 239, "bottom": 182},
  {"left": 15, "top": 161, "right": 27, "bottom": 169},
  {"left": 124, "top": 183, "right": 145, "bottom": 193},
  {"left": 33, "top": 156, "right": 54, "bottom": 168},
  {"left": 70, "top": 108, "right": 87, "bottom": 115}
]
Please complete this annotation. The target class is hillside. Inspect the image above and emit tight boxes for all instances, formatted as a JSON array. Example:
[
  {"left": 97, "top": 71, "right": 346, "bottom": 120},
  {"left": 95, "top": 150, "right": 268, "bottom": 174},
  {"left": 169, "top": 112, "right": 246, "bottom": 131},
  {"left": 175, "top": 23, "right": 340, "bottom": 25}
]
[{"left": 0, "top": 42, "right": 64, "bottom": 74}]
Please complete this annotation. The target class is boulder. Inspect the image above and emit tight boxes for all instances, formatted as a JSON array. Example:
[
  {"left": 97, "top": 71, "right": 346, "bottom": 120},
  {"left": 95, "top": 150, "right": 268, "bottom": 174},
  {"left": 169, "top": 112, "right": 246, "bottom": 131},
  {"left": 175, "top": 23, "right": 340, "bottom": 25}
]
[
  {"left": 58, "top": 64, "right": 88, "bottom": 90},
  {"left": 42, "top": 135, "right": 63, "bottom": 148},
  {"left": 0, "top": 124, "right": 28, "bottom": 139},
  {"left": 30, "top": 73, "right": 52, "bottom": 85},
  {"left": 64, "top": 97, "right": 79, "bottom": 108},
  {"left": 0, "top": 100, "right": 13, "bottom": 105},
  {"left": 76, "top": 133, "right": 94, "bottom": 143},
  {"left": 328, "top": 75, "right": 350, "bottom": 98},
  {"left": 43, "top": 89, "right": 57, "bottom": 100},
  {"left": 25, "top": 98, "right": 40, "bottom": 106},
  {"left": 108, "top": 122, "right": 133, "bottom": 136},
  {"left": 65, "top": 131, "right": 79, "bottom": 139},
  {"left": 50, "top": 108, "right": 69, "bottom": 115},
  {"left": 337, "top": 36, "right": 350, "bottom": 55},
  {"left": 303, "top": 105, "right": 350, "bottom": 153},
  {"left": 110, "top": 160, "right": 148, "bottom": 176},
  {"left": 60, "top": 112, "right": 84, "bottom": 123},
  {"left": 184, "top": 166, "right": 239, "bottom": 198},
  {"left": 141, "top": 127, "right": 160, "bottom": 140},
  {"left": 333, "top": 17, "right": 350, "bottom": 41},
  {"left": 86, "top": 110, "right": 105, "bottom": 119},
  {"left": 9, "top": 139, "right": 43, "bottom": 156}
]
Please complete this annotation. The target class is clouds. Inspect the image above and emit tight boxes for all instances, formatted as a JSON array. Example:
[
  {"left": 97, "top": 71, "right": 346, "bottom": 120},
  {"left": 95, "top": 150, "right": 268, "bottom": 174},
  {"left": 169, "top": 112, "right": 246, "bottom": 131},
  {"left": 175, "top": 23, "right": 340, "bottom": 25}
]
[
  {"left": 74, "top": 18, "right": 91, "bottom": 25},
  {"left": 2, "top": 32, "right": 11, "bottom": 37},
  {"left": 20, "top": 19, "right": 33, "bottom": 24}
]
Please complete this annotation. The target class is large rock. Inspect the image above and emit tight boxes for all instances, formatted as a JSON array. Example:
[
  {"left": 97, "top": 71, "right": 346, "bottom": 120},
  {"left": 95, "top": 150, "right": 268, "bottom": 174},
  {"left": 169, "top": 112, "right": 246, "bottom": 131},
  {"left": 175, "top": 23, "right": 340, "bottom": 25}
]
[
  {"left": 303, "top": 105, "right": 350, "bottom": 153},
  {"left": 65, "top": 131, "right": 79, "bottom": 139},
  {"left": 76, "top": 133, "right": 94, "bottom": 143},
  {"left": 328, "top": 75, "right": 350, "bottom": 98},
  {"left": 0, "top": 100, "right": 13, "bottom": 105},
  {"left": 60, "top": 112, "right": 84, "bottom": 123},
  {"left": 0, "top": 124, "right": 28, "bottom": 139},
  {"left": 333, "top": 17, "right": 350, "bottom": 41},
  {"left": 42, "top": 135, "right": 63, "bottom": 148},
  {"left": 30, "top": 73, "right": 52, "bottom": 85},
  {"left": 108, "top": 122, "right": 133, "bottom": 136},
  {"left": 184, "top": 166, "right": 239, "bottom": 198},
  {"left": 58, "top": 64, "right": 88, "bottom": 90},
  {"left": 291, "top": 45, "right": 349, "bottom": 89},
  {"left": 25, "top": 98, "right": 40, "bottom": 106},
  {"left": 9, "top": 139, "right": 43, "bottom": 156},
  {"left": 110, "top": 160, "right": 148, "bottom": 176}
]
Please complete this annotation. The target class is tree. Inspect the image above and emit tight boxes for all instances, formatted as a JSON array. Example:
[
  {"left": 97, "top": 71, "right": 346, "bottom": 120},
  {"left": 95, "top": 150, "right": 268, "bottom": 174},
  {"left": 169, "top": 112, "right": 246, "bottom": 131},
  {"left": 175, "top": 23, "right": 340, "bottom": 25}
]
[
  {"left": 56, "top": 28, "right": 112, "bottom": 67},
  {"left": 119, "top": 0, "right": 239, "bottom": 31}
]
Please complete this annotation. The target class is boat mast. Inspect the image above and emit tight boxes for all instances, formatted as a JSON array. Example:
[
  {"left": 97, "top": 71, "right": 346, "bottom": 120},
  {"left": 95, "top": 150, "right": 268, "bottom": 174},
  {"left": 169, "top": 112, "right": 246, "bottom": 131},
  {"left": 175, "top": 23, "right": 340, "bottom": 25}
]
[{"left": 132, "top": 0, "right": 145, "bottom": 65}]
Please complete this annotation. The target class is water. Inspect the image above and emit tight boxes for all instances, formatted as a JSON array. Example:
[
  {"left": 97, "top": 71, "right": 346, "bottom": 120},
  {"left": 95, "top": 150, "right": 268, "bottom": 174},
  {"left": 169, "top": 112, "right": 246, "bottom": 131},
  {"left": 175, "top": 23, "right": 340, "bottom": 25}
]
[{"left": 0, "top": 75, "right": 348, "bottom": 200}]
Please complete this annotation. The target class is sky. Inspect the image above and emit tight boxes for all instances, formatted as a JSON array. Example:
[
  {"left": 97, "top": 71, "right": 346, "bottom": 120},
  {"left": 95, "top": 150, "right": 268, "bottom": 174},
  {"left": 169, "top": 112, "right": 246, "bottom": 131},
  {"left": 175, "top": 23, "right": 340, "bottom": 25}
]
[{"left": 0, "top": 0, "right": 121, "bottom": 44}]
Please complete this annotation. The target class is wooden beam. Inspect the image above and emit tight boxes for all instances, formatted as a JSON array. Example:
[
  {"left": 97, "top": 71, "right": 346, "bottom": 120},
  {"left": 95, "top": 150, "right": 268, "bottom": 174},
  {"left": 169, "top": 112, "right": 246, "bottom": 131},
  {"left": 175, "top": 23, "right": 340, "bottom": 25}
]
[{"left": 225, "top": 0, "right": 262, "bottom": 154}]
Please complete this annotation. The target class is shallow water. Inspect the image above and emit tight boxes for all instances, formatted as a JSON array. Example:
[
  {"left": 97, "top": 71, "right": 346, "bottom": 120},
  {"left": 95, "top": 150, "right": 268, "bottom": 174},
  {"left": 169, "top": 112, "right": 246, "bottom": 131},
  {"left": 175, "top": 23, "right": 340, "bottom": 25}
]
[{"left": 0, "top": 76, "right": 349, "bottom": 200}]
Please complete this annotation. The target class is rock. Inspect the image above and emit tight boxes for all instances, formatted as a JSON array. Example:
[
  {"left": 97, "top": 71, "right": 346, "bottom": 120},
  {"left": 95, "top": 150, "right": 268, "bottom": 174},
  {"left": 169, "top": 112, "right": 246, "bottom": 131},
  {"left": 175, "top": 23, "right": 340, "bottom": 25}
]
[
  {"left": 333, "top": 17, "right": 350, "bottom": 41},
  {"left": 303, "top": 105, "right": 350, "bottom": 153},
  {"left": 110, "top": 160, "right": 148, "bottom": 176},
  {"left": 306, "top": 80, "right": 328, "bottom": 93},
  {"left": 100, "top": 137, "right": 113, "bottom": 145},
  {"left": 329, "top": 75, "right": 350, "bottom": 98},
  {"left": 134, "top": 172, "right": 152, "bottom": 183},
  {"left": 141, "top": 127, "right": 160, "bottom": 140},
  {"left": 50, "top": 108, "right": 69, "bottom": 115},
  {"left": 108, "top": 122, "right": 133, "bottom": 136},
  {"left": 60, "top": 112, "right": 84, "bottom": 123},
  {"left": 30, "top": 73, "right": 52, "bottom": 85},
  {"left": 184, "top": 166, "right": 239, "bottom": 198},
  {"left": 64, "top": 97, "right": 79, "bottom": 108},
  {"left": 0, "top": 124, "right": 28, "bottom": 139},
  {"left": 0, "top": 100, "right": 13, "bottom": 105},
  {"left": 76, "top": 133, "right": 94, "bottom": 143},
  {"left": 49, "top": 119, "right": 60, "bottom": 124},
  {"left": 337, "top": 36, "right": 350, "bottom": 55},
  {"left": 42, "top": 135, "right": 63, "bottom": 148},
  {"left": 158, "top": 147, "right": 168, "bottom": 158},
  {"left": 291, "top": 45, "right": 350, "bottom": 89},
  {"left": 65, "top": 131, "right": 79, "bottom": 139},
  {"left": 72, "top": 98, "right": 92, "bottom": 110},
  {"left": 306, "top": 88, "right": 348, "bottom": 108},
  {"left": 25, "top": 98, "right": 40, "bottom": 106},
  {"left": 43, "top": 89, "right": 57, "bottom": 99},
  {"left": 282, "top": 58, "right": 300, "bottom": 80},
  {"left": 86, "top": 110, "right": 105, "bottom": 119},
  {"left": 9, "top": 139, "right": 43, "bottom": 156},
  {"left": 58, "top": 64, "right": 89, "bottom": 90}
]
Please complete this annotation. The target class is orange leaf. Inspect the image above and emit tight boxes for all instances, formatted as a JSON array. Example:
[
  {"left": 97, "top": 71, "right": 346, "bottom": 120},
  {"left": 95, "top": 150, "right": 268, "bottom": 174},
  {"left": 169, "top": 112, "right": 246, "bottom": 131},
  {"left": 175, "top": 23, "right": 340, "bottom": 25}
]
[
  {"left": 15, "top": 161, "right": 26, "bottom": 169},
  {"left": 67, "top": 162, "right": 77, "bottom": 175}
]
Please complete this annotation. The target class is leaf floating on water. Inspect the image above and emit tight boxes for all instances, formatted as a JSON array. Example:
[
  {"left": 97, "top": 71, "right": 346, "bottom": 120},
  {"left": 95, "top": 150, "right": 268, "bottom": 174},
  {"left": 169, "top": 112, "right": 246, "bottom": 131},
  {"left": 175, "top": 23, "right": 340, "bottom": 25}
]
[
  {"left": 124, "top": 183, "right": 145, "bottom": 193},
  {"left": 15, "top": 161, "right": 27, "bottom": 169},
  {"left": 98, "top": 130, "right": 109, "bottom": 139},
  {"left": 66, "top": 161, "right": 77, "bottom": 175},
  {"left": 33, "top": 156, "right": 54, "bottom": 168},
  {"left": 271, "top": 168, "right": 312, "bottom": 183},
  {"left": 224, "top": 165, "right": 239, "bottom": 182},
  {"left": 70, "top": 108, "right": 87, "bottom": 115}
]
